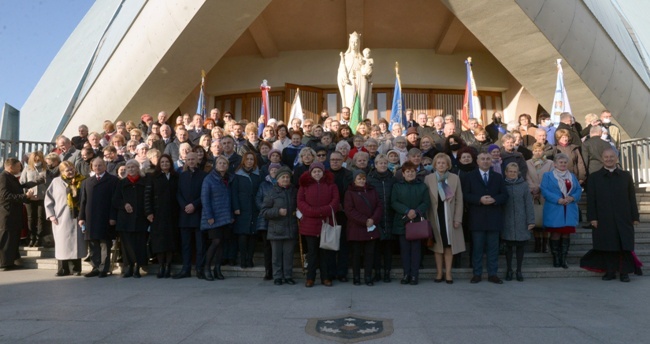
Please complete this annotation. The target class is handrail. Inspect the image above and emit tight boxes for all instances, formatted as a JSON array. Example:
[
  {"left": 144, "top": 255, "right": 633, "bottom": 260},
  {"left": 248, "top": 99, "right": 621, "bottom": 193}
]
[
  {"left": 0, "top": 140, "right": 56, "bottom": 167},
  {"left": 621, "top": 137, "right": 650, "bottom": 186}
]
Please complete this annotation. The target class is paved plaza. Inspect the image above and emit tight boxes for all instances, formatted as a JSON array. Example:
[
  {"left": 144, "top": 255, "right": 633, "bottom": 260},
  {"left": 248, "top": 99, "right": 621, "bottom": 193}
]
[{"left": 0, "top": 269, "right": 647, "bottom": 343}]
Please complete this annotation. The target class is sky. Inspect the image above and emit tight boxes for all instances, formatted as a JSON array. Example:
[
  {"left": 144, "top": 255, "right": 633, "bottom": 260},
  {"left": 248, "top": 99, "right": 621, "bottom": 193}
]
[{"left": 0, "top": 0, "right": 95, "bottom": 109}]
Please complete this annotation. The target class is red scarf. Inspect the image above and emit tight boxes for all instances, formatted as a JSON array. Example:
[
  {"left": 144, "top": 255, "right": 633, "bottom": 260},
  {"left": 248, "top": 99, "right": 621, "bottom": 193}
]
[{"left": 127, "top": 175, "right": 140, "bottom": 184}]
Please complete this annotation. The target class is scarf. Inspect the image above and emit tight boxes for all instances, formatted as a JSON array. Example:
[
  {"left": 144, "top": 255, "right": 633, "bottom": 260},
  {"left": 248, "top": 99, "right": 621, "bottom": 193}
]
[
  {"left": 457, "top": 160, "right": 477, "bottom": 172},
  {"left": 435, "top": 171, "right": 454, "bottom": 202},
  {"left": 265, "top": 174, "right": 277, "bottom": 185},
  {"left": 531, "top": 156, "right": 547, "bottom": 170},
  {"left": 491, "top": 157, "right": 502, "bottom": 175},
  {"left": 552, "top": 169, "right": 572, "bottom": 197},
  {"left": 62, "top": 174, "right": 86, "bottom": 213},
  {"left": 127, "top": 175, "right": 140, "bottom": 184},
  {"left": 221, "top": 172, "right": 229, "bottom": 186}
]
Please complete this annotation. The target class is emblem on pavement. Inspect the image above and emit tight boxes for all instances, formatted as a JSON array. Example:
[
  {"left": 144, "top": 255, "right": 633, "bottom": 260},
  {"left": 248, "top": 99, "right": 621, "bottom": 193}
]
[{"left": 305, "top": 314, "right": 393, "bottom": 343}]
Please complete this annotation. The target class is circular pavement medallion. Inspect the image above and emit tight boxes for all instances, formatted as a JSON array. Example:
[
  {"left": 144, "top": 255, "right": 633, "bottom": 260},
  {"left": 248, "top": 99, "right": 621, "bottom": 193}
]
[{"left": 305, "top": 314, "right": 394, "bottom": 343}]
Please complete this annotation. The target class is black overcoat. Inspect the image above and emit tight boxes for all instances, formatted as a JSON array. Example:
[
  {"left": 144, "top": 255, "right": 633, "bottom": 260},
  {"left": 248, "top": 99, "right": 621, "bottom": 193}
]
[
  {"left": 79, "top": 174, "right": 118, "bottom": 240},
  {"left": 0, "top": 171, "right": 29, "bottom": 266},
  {"left": 144, "top": 172, "right": 179, "bottom": 252},
  {"left": 176, "top": 169, "right": 206, "bottom": 228},
  {"left": 587, "top": 168, "right": 639, "bottom": 251},
  {"left": 112, "top": 176, "right": 149, "bottom": 232}
]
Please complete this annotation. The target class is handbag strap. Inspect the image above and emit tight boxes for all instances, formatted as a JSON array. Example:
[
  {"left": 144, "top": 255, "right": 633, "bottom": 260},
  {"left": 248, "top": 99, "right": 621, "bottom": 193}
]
[{"left": 330, "top": 206, "right": 338, "bottom": 227}]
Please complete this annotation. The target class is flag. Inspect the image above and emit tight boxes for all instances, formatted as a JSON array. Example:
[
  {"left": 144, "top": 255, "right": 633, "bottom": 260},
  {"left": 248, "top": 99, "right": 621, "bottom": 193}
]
[
  {"left": 550, "top": 59, "right": 571, "bottom": 126},
  {"left": 349, "top": 92, "right": 362, "bottom": 134},
  {"left": 196, "top": 70, "right": 206, "bottom": 119},
  {"left": 390, "top": 62, "right": 406, "bottom": 131},
  {"left": 260, "top": 79, "right": 271, "bottom": 126},
  {"left": 461, "top": 57, "right": 481, "bottom": 130},
  {"left": 288, "top": 88, "right": 303, "bottom": 124}
]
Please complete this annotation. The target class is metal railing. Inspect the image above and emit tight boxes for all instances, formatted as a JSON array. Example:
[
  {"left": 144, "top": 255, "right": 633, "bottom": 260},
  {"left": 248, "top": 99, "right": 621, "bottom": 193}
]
[
  {"left": 0, "top": 139, "right": 56, "bottom": 166},
  {"left": 621, "top": 137, "right": 650, "bottom": 186}
]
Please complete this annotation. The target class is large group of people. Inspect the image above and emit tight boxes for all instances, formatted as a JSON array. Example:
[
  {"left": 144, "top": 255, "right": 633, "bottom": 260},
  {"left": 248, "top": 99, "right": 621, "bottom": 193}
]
[{"left": 0, "top": 107, "right": 641, "bottom": 285}]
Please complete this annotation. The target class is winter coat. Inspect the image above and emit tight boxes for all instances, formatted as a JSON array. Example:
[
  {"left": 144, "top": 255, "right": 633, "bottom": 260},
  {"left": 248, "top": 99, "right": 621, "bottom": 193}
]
[
  {"left": 344, "top": 184, "right": 382, "bottom": 241},
  {"left": 260, "top": 184, "right": 299, "bottom": 240},
  {"left": 390, "top": 177, "right": 431, "bottom": 236},
  {"left": 462, "top": 169, "right": 509, "bottom": 232},
  {"left": 255, "top": 178, "right": 275, "bottom": 231},
  {"left": 424, "top": 172, "right": 465, "bottom": 254},
  {"left": 144, "top": 171, "right": 179, "bottom": 253},
  {"left": 200, "top": 170, "right": 234, "bottom": 230},
  {"left": 177, "top": 168, "right": 207, "bottom": 228},
  {"left": 367, "top": 169, "right": 396, "bottom": 240},
  {"left": 78, "top": 173, "right": 119, "bottom": 240},
  {"left": 540, "top": 170, "right": 582, "bottom": 228},
  {"left": 525, "top": 158, "right": 554, "bottom": 202},
  {"left": 297, "top": 170, "right": 340, "bottom": 237},
  {"left": 500, "top": 149, "right": 528, "bottom": 178},
  {"left": 292, "top": 163, "right": 311, "bottom": 188},
  {"left": 582, "top": 138, "right": 612, "bottom": 175},
  {"left": 502, "top": 177, "right": 535, "bottom": 241},
  {"left": 0, "top": 171, "right": 30, "bottom": 267},
  {"left": 44, "top": 176, "right": 85, "bottom": 260},
  {"left": 112, "top": 176, "right": 149, "bottom": 232},
  {"left": 281, "top": 144, "right": 305, "bottom": 170},
  {"left": 587, "top": 168, "right": 639, "bottom": 251},
  {"left": 231, "top": 168, "right": 261, "bottom": 235}
]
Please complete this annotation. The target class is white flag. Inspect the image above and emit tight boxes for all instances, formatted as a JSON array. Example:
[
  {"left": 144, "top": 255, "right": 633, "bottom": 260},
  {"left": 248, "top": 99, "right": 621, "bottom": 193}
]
[
  {"left": 550, "top": 59, "right": 572, "bottom": 126},
  {"left": 288, "top": 90, "right": 303, "bottom": 123}
]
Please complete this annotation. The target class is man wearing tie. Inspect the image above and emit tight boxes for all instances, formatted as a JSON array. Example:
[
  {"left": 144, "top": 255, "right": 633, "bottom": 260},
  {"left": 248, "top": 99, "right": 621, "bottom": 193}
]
[
  {"left": 462, "top": 153, "right": 509, "bottom": 284},
  {"left": 189, "top": 114, "right": 209, "bottom": 145}
]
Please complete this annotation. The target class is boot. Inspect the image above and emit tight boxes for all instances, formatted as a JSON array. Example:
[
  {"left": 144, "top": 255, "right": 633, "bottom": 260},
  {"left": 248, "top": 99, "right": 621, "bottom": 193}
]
[
  {"left": 560, "top": 237, "right": 570, "bottom": 269},
  {"left": 156, "top": 264, "right": 165, "bottom": 279},
  {"left": 204, "top": 268, "right": 215, "bottom": 281},
  {"left": 542, "top": 238, "right": 549, "bottom": 253},
  {"left": 534, "top": 238, "right": 541, "bottom": 253},
  {"left": 164, "top": 263, "right": 172, "bottom": 278},
  {"left": 549, "top": 240, "right": 560, "bottom": 268},
  {"left": 214, "top": 265, "right": 225, "bottom": 280},
  {"left": 383, "top": 269, "right": 391, "bottom": 283}
]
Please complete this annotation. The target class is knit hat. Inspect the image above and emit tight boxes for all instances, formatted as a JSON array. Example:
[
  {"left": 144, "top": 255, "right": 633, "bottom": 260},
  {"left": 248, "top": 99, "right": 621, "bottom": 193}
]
[
  {"left": 275, "top": 166, "right": 292, "bottom": 180},
  {"left": 268, "top": 163, "right": 282, "bottom": 171},
  {"left": 352, "top": 169, "right": 367, "bottom": 181},
  {"left": 488, "top": 144, "right": 500, "bottom": 153},
  {"left": 309, "top": 162, "right": 325, "bottom": 172},
  {"left": 268, "top": 149, "right": 282, "bottom": 159},
  {"left": 406, "top": 127, "right": 419, "bottom": 137}
]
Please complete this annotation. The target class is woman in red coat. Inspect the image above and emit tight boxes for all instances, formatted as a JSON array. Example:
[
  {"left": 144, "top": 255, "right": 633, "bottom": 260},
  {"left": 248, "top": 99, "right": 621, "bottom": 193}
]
[
  {"left": 344, "top": 170, "right": 382, "bottom": 286},
  {"left": 297, "top": 162, "right": 339, "bottom": 287}
]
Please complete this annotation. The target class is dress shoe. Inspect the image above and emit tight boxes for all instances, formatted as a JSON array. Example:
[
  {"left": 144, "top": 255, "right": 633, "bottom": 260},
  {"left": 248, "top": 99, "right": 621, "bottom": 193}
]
[
  {"left": 365, "top": 278, "right": 374, "bottom": 286},
  {"left": 602, "top": 272, "right": 616, "bottom": 281},
  {"left": 505, "top": 270, "right": 513, "bottom": 281},
  {"left": 470, "top": 275, "right": 482, "bottom": 284},
  {"left": 305, "top": 279, "right": 315, "bottom": 288},
  {"left": 214, "top": 266, "right": 225, "bottom": 280},
  {"left": 196, "top": 270, "right": 205, "bottom": 280},
  {"left": 84, "top": 270, "right": 100, "bottom": 278},
  {"left": 400, "top": 276, "right": 411, "bottom": 285},
  {"left": 2, "top": 264, "right": 23, "bottom": 271},
  {"left": 409, "top": 277, "right": 418, "bottom": 285},
  {"left": 322, "top": 279, "right": 333, "bottom": 287},
  {"left": 446, "top": 279, "right": 454, "bottom": 284},
  {"left": 620, "top": 274, "right": 630, "bottom": 282},
  {"left": 55, "top": 270, "right": 70, "bottom": 277},
  {"left": 338, "top": 276, "right": 348, "bottom": 283},
  {"left": 284, "top": 278, "right": 296, "bottom": 285},
  {"left": 204, "top": 269, "right": 215, "bottom": 281},
  {"left": 488, "top": 275, "right": 504, "bottom": 284},
  {"left": 133, "top": 267, "right": 141, "bottom": 279},
  {"left": 172, "top": 271, "right": 191, "bottom": 279},
  {"left": 274, "top": 278, "right": 283, "bottom": 285},
  {"left": 353, "top": 278, "right": 361, "bottom": 286},
  {"left": 516, "top": 272, "right": 524, "bottom": 282},
  {"left": 73, "top": 271, "right": 82, "bottom": 276},
  {"left": 434, "top": 277, "right": 444, "bottom": 283},
  {"left": 98, "top": 272, "right": 108, "bottom": 278}
]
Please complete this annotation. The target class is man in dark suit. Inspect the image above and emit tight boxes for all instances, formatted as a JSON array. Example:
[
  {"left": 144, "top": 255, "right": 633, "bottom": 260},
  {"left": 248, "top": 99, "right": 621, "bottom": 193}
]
[
  {"left": 485, "top": 112, "right": 507, "bottom": 143},
  {"left": 462, "top": 153, "right": 509, "bottom": 284},
  {"left": 188, "top": 114, "right": 209, "bottom": 145},
  {"left": 78, "top": 158, "right": 119, "bottom": 277},
  {"left": 0, "top": 158, "right": 35, "bottom": 270},
  {"left": 405, "top": 109, "right": 418, "bottom": 129}
]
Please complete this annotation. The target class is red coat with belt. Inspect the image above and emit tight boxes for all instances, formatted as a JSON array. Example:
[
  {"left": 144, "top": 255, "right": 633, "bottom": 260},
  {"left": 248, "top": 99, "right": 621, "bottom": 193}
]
[{"left": 297, "top": 171, "right": 339, "bottom": 237}]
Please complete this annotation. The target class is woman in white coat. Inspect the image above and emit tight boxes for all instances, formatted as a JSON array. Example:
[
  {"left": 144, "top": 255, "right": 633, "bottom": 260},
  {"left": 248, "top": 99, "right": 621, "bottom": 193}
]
[
  {"left": 44, "top": 161, "right": 87, "bottom": 276},
  {"left": 424, "top": 153, "right": 464, "bottom": 284}
]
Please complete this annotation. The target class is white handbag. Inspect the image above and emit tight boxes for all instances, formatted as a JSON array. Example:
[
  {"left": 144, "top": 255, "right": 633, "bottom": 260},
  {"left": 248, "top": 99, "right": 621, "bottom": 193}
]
[{"left": 319, "top": 207, "right": 341, "bottom": 251}]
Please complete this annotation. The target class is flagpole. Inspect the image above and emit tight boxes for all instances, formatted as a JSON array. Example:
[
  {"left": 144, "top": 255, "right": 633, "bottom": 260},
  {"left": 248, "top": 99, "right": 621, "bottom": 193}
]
[{"left": 395, "top": 62, "right": 402, "bottom": 91}]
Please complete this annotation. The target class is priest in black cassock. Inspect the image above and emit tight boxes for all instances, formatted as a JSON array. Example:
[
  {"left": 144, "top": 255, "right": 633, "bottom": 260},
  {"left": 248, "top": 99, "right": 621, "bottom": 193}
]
[{"left": 580, "top": 149, "right": 640, "bottom": 282}]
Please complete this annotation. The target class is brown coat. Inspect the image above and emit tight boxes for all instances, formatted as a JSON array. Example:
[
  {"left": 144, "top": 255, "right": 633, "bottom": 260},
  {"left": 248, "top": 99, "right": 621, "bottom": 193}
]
[
  {"left": 424, "top": 172, "right": 465, "bottom": 254},
  {"left": 525, "top": 158, "right": 554, "bottom": 202}
]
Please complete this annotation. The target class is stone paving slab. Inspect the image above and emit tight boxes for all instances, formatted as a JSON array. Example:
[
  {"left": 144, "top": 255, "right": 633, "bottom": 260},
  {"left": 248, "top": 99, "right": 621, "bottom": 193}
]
[{"left": 0, "top": 270, "right": 647, "bottom": 343}]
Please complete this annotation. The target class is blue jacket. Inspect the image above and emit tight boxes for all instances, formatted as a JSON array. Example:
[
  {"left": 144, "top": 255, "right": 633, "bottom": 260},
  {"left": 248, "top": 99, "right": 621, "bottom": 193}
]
[
  {"left": 200, "top": 170, "right": 234, "bottom": 230},
  {"left": 461, "top": 169, "right": 509, "bottom": 232},
  {"left": 540, "top": 171, "right": 581, "bottom": 228},
  {"left": 255, "top": 177, "right": 276, "bottom": 231},
  {"left": 231, "top": 168, "right": 262, "bottom": 234},
  {"left": 177, "top": 168, "right": 207, "bottom": 228}
]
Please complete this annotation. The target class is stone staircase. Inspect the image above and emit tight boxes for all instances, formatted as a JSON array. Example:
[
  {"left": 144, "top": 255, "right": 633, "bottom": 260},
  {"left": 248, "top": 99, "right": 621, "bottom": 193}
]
[{"left": 17, "top": 189, "right": 650, "bottom": 280}]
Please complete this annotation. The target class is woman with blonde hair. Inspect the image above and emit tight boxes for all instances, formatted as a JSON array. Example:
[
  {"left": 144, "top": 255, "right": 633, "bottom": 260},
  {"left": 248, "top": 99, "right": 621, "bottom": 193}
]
[
  {"left": 526, "top": 142, "right": 554, "bottom": 252},
  {"left": 20, "top": 151, "right": 47, "bottom": 247},
  {"left": 44, "top": 161, "right": 86, "bottom": 276},
  {"left": 424, "top": 153, "right": 464, "bottom": 284}
]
